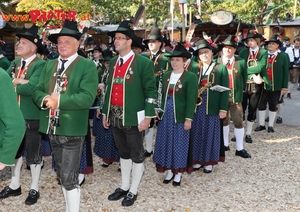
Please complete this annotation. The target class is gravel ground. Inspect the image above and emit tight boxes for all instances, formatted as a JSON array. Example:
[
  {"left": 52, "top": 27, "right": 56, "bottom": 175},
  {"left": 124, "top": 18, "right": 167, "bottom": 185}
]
[{"left": 1, "top": 122, "right": 300, "bottom": 212}]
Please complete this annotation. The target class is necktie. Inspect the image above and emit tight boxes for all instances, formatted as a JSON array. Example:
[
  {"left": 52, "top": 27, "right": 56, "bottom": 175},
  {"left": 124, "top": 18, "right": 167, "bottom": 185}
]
[
  {"left": 268, "top": 54, "right": 274, "bottom": 59},
  {"left": 226, "top": 60, "right": 230, "bottom": 67},
  {"left": 151, "top": 54, "right": 156, "bottom": 61},
  {"left": 119, "top": 58, "right": 123, "bottom": 67},
  {"left": 21, "top": 60, "right": 26, "bottom": 70},
  {"left": 58, "top": 59, "right": 68, "bottom": 75},
  {"left": 252, "top": 51, "right": 255, "bottom": 56}
]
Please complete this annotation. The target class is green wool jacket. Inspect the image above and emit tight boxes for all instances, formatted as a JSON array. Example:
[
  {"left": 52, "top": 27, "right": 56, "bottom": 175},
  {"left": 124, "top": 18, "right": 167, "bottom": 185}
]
[
  {"left": 6, "top": 56, "right": 45, "bottom": 120},
  {"left": 0, "top": 69, "right": 25, "bottom": 166},
  {"left": 195, "top": 63, "right": 229, "bottom": 115},
  {"left": 186, "top": 60, "right": 200, "bottom": 74},
  {"left": 0, "top": 56, "right": 10, "bottom": 70},
  {"left": 103, "top": 53, "right": 157, "bottom": 126},
  {"left": 239, "top": 47, "right": 271, "bottom": 90},
  {"left": 33, "top": 56, "right": 98, "bottom": 136},
  {"left": 160, "top": 70, "right": 198, "bottom": 123},
  {"left": 267, "top": 52, "right": 289, "bottom": 91},
  {"left": 215, "top": 56, "right": 247, "bottom": 103}
]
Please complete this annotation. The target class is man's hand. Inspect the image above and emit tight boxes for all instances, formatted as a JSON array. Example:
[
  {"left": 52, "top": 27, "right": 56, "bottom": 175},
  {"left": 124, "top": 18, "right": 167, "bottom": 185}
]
[
  {"left": 281, "top": 89, "right": 287, "bottom": 97},
  {"left": 46, "top": 93, "right": 59, "bottom": 110},
  {"left": 13, "top": 79, "right": 29, "bottom": 86},
  {"left": 0, "top": 164, "right": 6, "bottom": 171},
  {"left": 96, "top": 109, "right": 101, "bottom": 119},
  {"left": 102, "top": 115, "right": 110, "bottom": 129},
  {"left": 138, "top": 118, "right": 151, "bottom": 132}
]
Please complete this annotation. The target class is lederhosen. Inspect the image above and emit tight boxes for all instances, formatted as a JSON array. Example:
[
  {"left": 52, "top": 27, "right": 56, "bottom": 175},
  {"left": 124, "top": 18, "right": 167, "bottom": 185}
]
[{"left": 289, "top": 48, "right": 300, "bottom": 84}]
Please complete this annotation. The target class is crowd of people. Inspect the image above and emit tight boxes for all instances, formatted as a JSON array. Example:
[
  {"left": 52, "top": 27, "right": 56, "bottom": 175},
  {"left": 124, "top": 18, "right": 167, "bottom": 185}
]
[{"left": 0, "top": 18, "right": 295, "bottom": 211}]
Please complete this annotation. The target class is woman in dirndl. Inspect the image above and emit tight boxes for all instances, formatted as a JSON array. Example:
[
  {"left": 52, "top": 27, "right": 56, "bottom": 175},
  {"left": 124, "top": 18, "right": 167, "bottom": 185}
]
[
  {"left": 191, "top": 39, "right": 229, "bottom": 173},
  {"left": 153, "top": 43, "right": 198, "bottom": 186}
]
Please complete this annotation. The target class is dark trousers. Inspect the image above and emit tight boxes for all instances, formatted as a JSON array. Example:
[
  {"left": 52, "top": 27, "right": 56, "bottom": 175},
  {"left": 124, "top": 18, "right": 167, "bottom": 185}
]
[
  {"left": 242, "top": 83, "right": 263, "bottom": 122},
  {"left": 15, "top": 120, "right": 42, "bottom": 165},
  {"left": 49, "top": 135, "right": 84, "bottom": 190},
  {"left": 258, "top": 90, "right": 281, "bottom": 111},
  {"left": 110, "top": 114, "right": 144, "bottom": 164}
]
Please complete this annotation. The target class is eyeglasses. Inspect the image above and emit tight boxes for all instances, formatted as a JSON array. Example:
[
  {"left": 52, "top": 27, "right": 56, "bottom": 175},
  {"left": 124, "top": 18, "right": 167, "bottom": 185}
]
[{"left": 114, "top": 37, "right": 129, "bottom": 41}]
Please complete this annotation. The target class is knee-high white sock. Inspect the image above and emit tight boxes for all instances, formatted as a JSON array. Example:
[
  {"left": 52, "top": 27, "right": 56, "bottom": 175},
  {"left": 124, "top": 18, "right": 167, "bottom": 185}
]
[
  {"left": 9, "top": 157, "right": 23, "bottom": 189},
  {"left": 246, "top": 121, "right": 254, "bottom": 135},
  {"left": 174, "top": 172, "right": 182, "bottom": 183},
  {"left": 277, "top": 103, "right": 283, "bottom": 118},
  {"left": 30, "top": 164, "right": 41, "bottom": 191},
  {"left": 145, "top": 128, "right": 154, "bottom": 152},
  {"left": 62, "top": 187, "right": 68, "bottom": 212},
  {"left": 258, "top": 110, "right": 266, "bottom": 126},
  {"left": 234, "top": 128, "right": 244, "bottom": 151},
  {"left": 268, "top": 111, "right": 277, "bottom": 127},
  {"left": 288, "top": 82, "right": 294, "bottom": 93},
  {"left": 223, "top": 125, "right": 230, "bottom": 147},
  {"left": 120, "top": 158, "right": 132, "bottom": 191},
  {"left": 129, "top": 162, "right": 144, "bottom": 195},
  {"left": 66, "top": 188, "right": 80, "bottom": 212}
]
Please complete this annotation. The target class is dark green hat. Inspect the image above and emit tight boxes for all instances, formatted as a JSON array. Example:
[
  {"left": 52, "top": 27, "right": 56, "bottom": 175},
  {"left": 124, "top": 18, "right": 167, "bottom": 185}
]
[
  {"left": 242, "top": 29, "right": 261, "bottom": 41},
  {"left": 87, "top": 36, "right": 95, "bottom": 45},
  {"left": 16, "top": 24, "right": 44, "bottom": 53},
  {"left": 92, "top": 45, "right": 103, "bottom": 53},
  {"left": 102, "top": 50, "right": 113, "bottom": 61},
  {"left": 165, "top": 43, "right": 191, "bottom": 59},
  {"left": 48, "top": 20, "right": 82, "bottom": 44},
  {"left": 220, "top": 35, "right": 238, "bottom": 48},
  {"left": 284, "top": 37, "right": 290, "bottom": 41},
  {"left": 265, "top": 34, "right": 282, "bottom": 45},
  {"left": 193, "top": 39, "right": 213, "bottom": 57},
  {"left": 107, "top": 20, "right": 139, "bottom": 46},
  {"left": 144, "top": 28, "right": 163, "bottom": 43}
]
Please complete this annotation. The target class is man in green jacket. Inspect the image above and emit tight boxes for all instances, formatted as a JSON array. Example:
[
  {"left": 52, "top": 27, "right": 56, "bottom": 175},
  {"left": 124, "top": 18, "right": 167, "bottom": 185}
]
[
  {"left": 33, "top": 21, "right": 98, "bottom": 212},
  {"left": 103, "top": 20, "right": 157, "bottom": 207},
  {"left": 216, "top": 35, "right": 251, "bottom": 159},
  {"left": 0, "top": 25, "right": 45, "bottom": 206},
  {"left": 0, "top": 69, "right": 25, "bottom": 170}
]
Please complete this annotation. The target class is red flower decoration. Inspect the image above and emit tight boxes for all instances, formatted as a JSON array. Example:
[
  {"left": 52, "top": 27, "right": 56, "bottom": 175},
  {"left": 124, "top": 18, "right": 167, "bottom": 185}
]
[
  {"left": 251, "top": 30, "right": 257, "bottom": 35},
  {"left": 207, "top": 38, "right": 213, "bottom": 44},
  {"left": 211, "top": 43, "right": 216, "bottom": 48},
  {"left": 184, "top": 42, "right": 190, "bottom": 48},
  {"left": 0, "top": 40, "right": 5, "bottom": 45},
  {"left": 234, "top": 37, "right": 238, "bottom": 42}
]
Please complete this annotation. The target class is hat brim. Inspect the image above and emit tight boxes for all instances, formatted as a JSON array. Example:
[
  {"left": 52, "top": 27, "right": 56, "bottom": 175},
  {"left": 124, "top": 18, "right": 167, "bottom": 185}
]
[
  {"left": 48, "top": 33, "right": 82, "bottom": 44},
  {"left": 193, "top": 45, "right": 212, "bottom": 56},
  {"left": 107, "top": 30, "right": 139, "bottom": 47},
  {"left": 166, "top": 51, "right": 191, "bottom": 59},
  {"left": 265, "top": 40, "right": 281, "bottom": 45},
  {"left": 242, "top": 34, "right": 260, "bottom": 42},
  {"left": 218, "top": 43, "right": 237, "bottom": 49},
  {"left": 17, "top": 34, "right": 44, "bottom": 53}
]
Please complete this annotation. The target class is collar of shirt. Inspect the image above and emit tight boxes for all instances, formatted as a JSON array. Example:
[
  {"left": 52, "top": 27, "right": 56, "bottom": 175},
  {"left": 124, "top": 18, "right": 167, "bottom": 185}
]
[
  {"left": 58, "top": 53, "right": 79, "bottom": 71},
  {"left": 119, "top": 50, "right": 134, "bottom": 65},
  {"left": 249, "top": 46, "right": 259, "bottom": 54},
  {"left": 22, "top": 54, "right": 37, "bottom": 67},
  {"left": 222, "top": 55, "right": 235, "bottom": 66},
  {"left": 268, "top": 50, "right": 279, "bottom": 57}
]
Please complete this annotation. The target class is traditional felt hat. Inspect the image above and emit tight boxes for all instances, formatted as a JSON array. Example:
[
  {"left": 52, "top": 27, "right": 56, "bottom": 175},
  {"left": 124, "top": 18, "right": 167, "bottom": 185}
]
[
  {"left": 144, "top": 28, "right": 164, "bottom": 43},
  {"left": 162, "top": 36, "right": 171, "bottom": 47},
  {"left": 132, "top": 37, "right": 146, "bottom": 51},
  {"left": 48, "top": 20, "right": 82, "bottom": 44},
  {"left": 87, "top": 36, "right": 95, "bottom": 45},
  {"left": 219, "top": 35, "right": 238, "bottom": 48},
  {"left": 265, "top": 34, "right": 282, "bottom": 45},
  {"left": 92, "top": 45, "right": 103, "bottom": 53},
  {"left": 37, "top": 45, "right": 49, "bottom": 55},
  {"left": 16, "top": 24, "right": 44, "bottom": 53},
  {"left": 242, "top": 29, "right": 261, "bottom": 41},
  {"left": 165, "top": 43, "right": 191, "bottom": 59},
  {"left": 107, "top": 20, "right": 139, "bottom": 46},
  {"left": 102, "top": 50, "right": 113, "bottom": 61},
  {"left": 284, "top": 36, "right": 290, "bottom": 41}
]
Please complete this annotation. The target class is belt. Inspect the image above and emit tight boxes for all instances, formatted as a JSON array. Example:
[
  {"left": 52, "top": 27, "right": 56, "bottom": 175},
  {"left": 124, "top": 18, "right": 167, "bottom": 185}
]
[{"left": 110, "top": 105, "right": 123, "bottom": 119}]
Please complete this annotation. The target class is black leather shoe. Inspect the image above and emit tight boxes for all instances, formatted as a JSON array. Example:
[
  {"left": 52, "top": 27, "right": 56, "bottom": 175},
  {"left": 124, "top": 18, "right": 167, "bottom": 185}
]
[
  {"left": 231, "top": 137, "right": 236, "bottom": 142},
  {"left": 203, "top": 168, "right": 212, "bottom": 174},
  {"left": 265, "top": 116, "right": 269, "bottom": 122},
  {"left": 192, "top": 165, "right": 204, "bottom": 171},
  {"left": 276, "top": 117, "right": 282, "bottom": 124},
  {"left": 245, "top": 135, "right": 253, "bottom": 143},
  {"left": 254, "top": 125, "right": 266, "bottom": 131},
  {"left": 121, "top": 192, "right": 137, "bottom": 207},
  {"left": 287, "top": 93, "right": 291, "bottom": 99},
  {"left": 172, "top": 177, "right": 182, "bottom": 187},
  {"left": 224, "top": 146, "right": 230, "bottom": 151},
  {"left": 268, "top": 126, "right": 275, "bottom": 133},
  {"left": 0, "top": 186, "right": 21, "bottom": 199},
  {"left": 163, "top": 174, "right": 174, "bottom": 184},
  {"left": 101, "top": 163, "right": 110, "bottom": 168},
  {"left": 144, "top": 150, "right": 153, "bottom": 157},
  {"left": 108, "top": 188, "right": 128, "bottom": 201},
  {"left": 25, "top": 189, "right": 40, "bottom": 205},
  {"left": 235, "top": 149, "right": 251, "bottom": 158}
]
